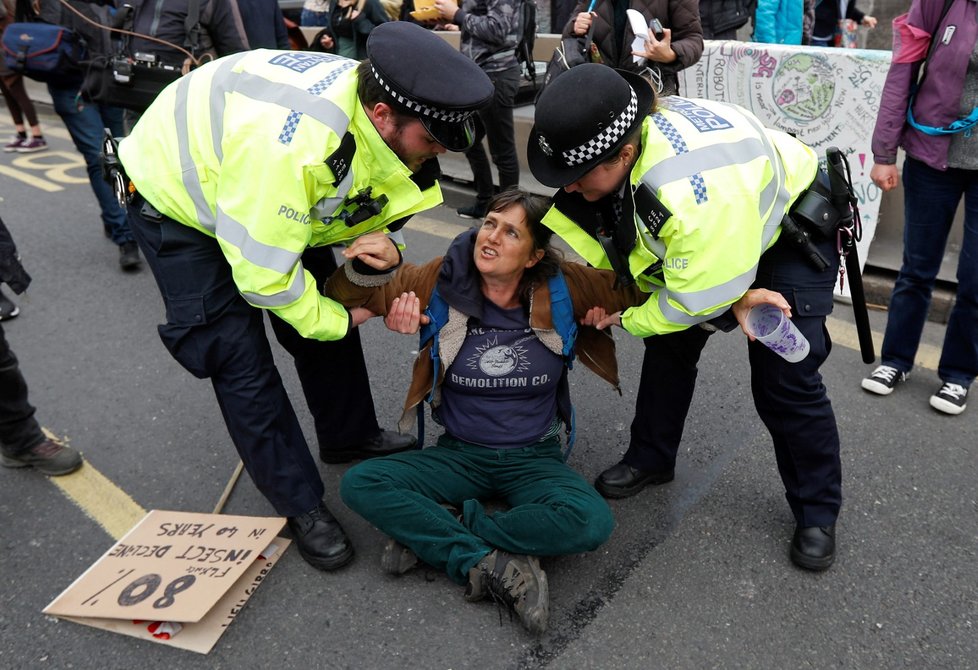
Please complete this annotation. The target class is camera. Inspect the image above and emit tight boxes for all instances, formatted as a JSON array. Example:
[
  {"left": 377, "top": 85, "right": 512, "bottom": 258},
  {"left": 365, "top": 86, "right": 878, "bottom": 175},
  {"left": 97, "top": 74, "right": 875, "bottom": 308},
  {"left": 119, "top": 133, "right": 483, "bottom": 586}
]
[{"left": 649, "top": 18, "right": 665, "bottom": 40}]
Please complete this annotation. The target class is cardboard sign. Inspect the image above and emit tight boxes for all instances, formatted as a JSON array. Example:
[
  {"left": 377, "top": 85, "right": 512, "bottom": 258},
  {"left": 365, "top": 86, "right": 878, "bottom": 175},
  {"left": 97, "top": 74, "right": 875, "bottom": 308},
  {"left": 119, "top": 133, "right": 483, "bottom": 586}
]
[
  {"left": 45, "top": 510, "right": 286, "bottom": 628},
  {"left": 58, "top": 538, "right": 291, "bottom": 654}
]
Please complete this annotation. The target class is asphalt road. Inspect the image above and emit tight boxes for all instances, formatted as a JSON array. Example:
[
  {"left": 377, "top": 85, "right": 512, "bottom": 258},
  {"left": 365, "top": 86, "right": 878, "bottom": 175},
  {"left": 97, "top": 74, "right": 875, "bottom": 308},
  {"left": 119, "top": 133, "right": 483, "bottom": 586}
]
[{"left": 1, "top": 110, "right": 975, "bottom": 669}]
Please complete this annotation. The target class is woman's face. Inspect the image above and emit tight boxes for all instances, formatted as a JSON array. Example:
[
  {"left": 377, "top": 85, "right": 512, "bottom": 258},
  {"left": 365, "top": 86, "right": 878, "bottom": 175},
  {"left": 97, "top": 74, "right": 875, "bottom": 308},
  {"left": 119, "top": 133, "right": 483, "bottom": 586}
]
[
  {"left": 562, "top": 151, "right": 633, "bottom": 202},
  {"left": 473, "top": 204, "right": 544, "bottom": 283}
]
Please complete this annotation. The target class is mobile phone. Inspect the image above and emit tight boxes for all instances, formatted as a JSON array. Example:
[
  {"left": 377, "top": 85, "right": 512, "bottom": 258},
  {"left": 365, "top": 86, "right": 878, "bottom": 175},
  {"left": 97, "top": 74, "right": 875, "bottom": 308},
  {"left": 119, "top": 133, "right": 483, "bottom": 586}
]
[{"left": 649, "top": 18, "right": 665, "bottom": 41}]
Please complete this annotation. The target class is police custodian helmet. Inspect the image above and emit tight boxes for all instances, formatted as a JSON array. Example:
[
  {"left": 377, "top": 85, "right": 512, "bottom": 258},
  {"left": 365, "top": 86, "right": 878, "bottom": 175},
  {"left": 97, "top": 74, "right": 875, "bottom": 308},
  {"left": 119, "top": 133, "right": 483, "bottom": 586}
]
[
  {"left": 528, "top": 64, "right": 655, "bottom": 188},
  {"left": 366, "top": 22, "right": 493, "bottom": 152}
]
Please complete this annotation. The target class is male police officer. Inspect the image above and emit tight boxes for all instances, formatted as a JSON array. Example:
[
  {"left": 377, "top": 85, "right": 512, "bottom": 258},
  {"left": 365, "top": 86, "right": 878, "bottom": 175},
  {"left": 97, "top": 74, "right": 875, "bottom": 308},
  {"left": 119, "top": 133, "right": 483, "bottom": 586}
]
[
  {"left": 528, "top": 65, "right": 843, "bottom": 571},
  {"left": 118, "top": 22, "right": 493, "bottom": 571}
]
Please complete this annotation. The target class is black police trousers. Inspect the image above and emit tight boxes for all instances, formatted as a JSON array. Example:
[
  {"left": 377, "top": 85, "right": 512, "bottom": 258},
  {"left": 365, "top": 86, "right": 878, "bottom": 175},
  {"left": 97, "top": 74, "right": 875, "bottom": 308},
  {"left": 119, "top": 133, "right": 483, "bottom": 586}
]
[
  {"left": 128, "top": 197, "right": 378, "bottom": 517},
  {"left": 624, "top": 233, "right": 843, "bottom": 528},
  {"left": 0, "top": 325, "right": 45, "bottom": 454}
]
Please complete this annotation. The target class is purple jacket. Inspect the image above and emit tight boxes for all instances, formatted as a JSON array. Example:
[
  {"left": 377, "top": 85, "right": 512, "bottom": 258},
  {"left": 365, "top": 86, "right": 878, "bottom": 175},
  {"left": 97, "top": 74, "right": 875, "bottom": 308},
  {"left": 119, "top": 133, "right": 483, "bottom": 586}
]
[{"left": 871, "top": 0, "right": 978, "bottom": 170}]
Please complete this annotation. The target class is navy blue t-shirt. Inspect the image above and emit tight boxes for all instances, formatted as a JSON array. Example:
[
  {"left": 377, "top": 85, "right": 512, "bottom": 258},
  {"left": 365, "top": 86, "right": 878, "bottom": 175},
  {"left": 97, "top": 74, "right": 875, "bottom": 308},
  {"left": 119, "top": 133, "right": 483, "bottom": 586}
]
[{"left": 437, "top": 300, "right": 564, "bottom": 449}]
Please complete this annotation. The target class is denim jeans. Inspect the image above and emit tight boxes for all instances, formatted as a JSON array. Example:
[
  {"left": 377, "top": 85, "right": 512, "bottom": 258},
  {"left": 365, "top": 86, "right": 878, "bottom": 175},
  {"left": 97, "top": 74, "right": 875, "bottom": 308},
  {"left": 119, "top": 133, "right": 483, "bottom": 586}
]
[
  {"left": 0, "top": 325, "right": 44, "bottom": 454},
  {"left": 300, "top": 9, "right": 330, "bottom": 26},
  {"left": 47, "top": 83, "right": 132, "bottom": 245},
  {"left": 341, "top": 435, "right": 614, "bottom": 584},
  {"left": 464, "top": 66, "right": 521, "bottom": 202},
  {"left": 881, "top": 156, "right": 978, "bottom": 386}
]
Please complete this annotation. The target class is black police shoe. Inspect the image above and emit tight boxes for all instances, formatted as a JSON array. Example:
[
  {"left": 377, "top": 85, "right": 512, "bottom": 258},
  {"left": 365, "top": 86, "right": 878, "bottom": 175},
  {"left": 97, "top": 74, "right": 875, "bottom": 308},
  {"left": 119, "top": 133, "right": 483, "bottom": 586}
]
[
  {"left": 286, "top": 501, "right": 354, "bottom": 571},
  {"left": 790, "top": 524, "right": 836, "bottom": 571},
  {"left": 594, "top": 462, "right": 675, "bottom": 499},
  {"left": 319, "top": 430, "right": 418, "bottom": 464}
]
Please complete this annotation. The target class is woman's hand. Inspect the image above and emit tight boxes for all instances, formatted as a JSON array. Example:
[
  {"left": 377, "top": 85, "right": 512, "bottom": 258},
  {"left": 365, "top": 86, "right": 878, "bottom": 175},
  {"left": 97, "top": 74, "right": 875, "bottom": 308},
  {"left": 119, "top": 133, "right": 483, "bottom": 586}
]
[
  {"left": 341, "top": 232, "right": 400, "bottom": 271},
  {"left": 572, "top": 11, "right": 593, "bottom": 36},
  {"left": 870, "top": 163, "right": 899, "bottom": 192},
  {"left": 581, "top": 306, "right": 622, "bottom": 330},
  {"left": 861, "top": 15, "right": 877, "bottom": 29},
  {"left": 636, "top": 27, "right": 676, "bottom": 63},
  {"left": 384, "top": 292, "right": 430, "bottom": 334},
  {"left": 731, "top": 289, "right": 791, "bottom": 341}
]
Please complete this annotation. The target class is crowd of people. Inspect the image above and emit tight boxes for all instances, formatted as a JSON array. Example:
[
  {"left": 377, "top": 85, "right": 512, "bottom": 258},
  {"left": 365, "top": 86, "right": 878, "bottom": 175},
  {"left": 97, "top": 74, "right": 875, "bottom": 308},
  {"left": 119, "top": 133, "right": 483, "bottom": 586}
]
[{"left": 2, "top": 0, "right": 974, "bottom": 637}]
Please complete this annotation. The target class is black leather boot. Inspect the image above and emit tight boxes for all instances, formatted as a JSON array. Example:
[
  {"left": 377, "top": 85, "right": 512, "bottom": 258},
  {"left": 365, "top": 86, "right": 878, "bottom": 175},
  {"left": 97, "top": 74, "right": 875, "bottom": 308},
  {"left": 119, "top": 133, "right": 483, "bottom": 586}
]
[{"left": 286, "top": 501, "right": 354, "bottom": 571}]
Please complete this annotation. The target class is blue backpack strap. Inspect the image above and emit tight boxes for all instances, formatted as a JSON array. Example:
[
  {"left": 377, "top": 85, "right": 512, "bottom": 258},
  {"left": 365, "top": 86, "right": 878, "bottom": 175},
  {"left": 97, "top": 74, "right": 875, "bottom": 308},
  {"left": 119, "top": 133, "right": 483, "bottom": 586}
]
[
  {"left": 546, "top": 269, "right": 580, "bottom": 460},
  {"left": 415, "top": 286, "right": 450, "bottom": 447}
]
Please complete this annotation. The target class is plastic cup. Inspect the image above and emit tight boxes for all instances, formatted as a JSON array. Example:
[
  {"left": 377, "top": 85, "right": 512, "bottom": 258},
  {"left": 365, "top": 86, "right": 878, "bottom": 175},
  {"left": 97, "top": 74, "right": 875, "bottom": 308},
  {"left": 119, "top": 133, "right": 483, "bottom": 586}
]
[{"left": 746, "top": 304, "right": 810, "bottom": 363}]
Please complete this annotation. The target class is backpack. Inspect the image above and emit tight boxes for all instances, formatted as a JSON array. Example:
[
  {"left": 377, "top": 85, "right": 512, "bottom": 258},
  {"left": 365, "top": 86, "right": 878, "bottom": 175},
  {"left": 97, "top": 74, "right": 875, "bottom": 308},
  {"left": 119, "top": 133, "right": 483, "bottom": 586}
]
[{"left": 514, "top": 0, "right": 536, "bottom": 85}]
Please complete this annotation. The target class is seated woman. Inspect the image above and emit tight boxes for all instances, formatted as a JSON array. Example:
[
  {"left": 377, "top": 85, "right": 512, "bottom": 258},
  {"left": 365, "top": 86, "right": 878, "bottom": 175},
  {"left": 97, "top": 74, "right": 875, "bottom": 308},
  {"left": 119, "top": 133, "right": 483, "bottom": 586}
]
[{"left": 324, "top": 190, "right": 645, "bottom": 635}]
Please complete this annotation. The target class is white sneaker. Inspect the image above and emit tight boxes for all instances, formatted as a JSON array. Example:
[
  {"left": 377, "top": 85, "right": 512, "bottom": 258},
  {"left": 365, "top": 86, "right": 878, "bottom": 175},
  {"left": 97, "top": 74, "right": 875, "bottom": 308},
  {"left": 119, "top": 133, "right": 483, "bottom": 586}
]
[
  {"left": 861, "top": 365, "right": 907, "bottom": 396},
  {"left": 929, "top": 383, "right": 968, "bottom": 415}
]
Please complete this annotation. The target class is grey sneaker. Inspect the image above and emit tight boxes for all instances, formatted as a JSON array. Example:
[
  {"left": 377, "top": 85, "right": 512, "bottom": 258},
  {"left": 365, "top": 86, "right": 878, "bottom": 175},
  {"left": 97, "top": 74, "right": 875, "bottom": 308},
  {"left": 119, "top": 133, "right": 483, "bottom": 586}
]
[
  {"left": 465, "top": 550, "right": 549, "bottom": 634},
  {"left": 1, "top": 438, "right": 83, "bottom": 476},
  {"left": 861, "top": 364, "right": 907, "bottom": 396},
  {"left": 380, "top": 537, "right": 419, "bottom": 575},
  {"left": 929, "top": 382, "right": 968, "bottom": 415}
]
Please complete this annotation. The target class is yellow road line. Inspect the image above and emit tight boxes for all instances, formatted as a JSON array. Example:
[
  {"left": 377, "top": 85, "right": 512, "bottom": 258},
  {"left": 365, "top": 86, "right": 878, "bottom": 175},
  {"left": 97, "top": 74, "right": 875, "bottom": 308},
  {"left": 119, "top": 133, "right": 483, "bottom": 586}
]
[
  {"left": 0, "top": 164, "right": 63, "bottom": 192},
  {"left": 49, "top": 464, "right": 146, "bottom": 540},
  {"left": 41, "top": 430, "right": 146, "bottom": 540}
]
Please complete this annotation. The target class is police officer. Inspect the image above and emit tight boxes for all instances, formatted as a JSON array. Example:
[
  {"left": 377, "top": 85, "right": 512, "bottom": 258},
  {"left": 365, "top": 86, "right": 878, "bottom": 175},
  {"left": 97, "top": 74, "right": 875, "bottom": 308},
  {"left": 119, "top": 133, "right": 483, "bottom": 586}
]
[
  {"left": 118, "top": 22, "right": 493, "bottom": 571},
  {"left": 528, "top": 64, "right": 843, "bottom": 571}
]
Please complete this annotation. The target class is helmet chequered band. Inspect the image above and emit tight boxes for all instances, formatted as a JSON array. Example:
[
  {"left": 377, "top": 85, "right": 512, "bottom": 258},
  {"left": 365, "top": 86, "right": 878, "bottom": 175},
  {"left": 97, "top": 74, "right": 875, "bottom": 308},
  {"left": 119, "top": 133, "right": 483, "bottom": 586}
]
[
  {"left": 371, "top": 65, "right": 471, "bottom": 123},
  {"left": 562, "top": 89, "right": 638, "bottom": 167}
]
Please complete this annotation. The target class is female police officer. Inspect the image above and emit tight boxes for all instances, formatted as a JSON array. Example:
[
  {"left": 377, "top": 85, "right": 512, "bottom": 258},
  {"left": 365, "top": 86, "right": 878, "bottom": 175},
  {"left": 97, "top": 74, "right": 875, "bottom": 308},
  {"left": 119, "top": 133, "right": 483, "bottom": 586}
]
[{"left": 527, "top": 64, "right": 843, "bottom": 571}]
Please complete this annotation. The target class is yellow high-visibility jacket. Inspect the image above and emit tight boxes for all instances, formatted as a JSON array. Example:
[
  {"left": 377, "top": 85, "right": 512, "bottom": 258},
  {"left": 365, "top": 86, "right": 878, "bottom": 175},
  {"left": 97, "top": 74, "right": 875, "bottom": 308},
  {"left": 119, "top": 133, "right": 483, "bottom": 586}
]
[
  {"left": 119, "top": 50, "right": 442, "bottom": 341},
  {"left": 542, "top": 96, "right": 819, "bottom": 338}
]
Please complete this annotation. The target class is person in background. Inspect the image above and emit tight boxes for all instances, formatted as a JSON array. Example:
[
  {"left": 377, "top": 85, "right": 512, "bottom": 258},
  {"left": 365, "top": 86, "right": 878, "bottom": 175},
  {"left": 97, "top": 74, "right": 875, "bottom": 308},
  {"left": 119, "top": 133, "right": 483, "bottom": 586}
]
[
  {"left": 2, "top": 0, "right": 47, "bottom": 153},
  {"left": 0, "top": 215, "right": 83, "bottom": 476},
  {"left": 117, "top": 23, "right": 493, "bottom": 572},
  {"left": 431, "top": 0, "right": 522, "bottom": 220},
  {"left": 698, "top": 0, "right": 754, "bottom": 40},
  {"left": 564, "top": 0, "right": 703, "bottom": 96},
  {"left": 16, "top": 0, "right": 140, "bottom": 270},
  {"left": 861, "top": 0, "right": 977, "bottom": 416},
  {"left": 811, "top": 0, "right": 875, "bottom": 47},
  {"left": 327, "top": 190, "right": 646, "bottom": 634},
  {"left": 236, "top": 0, "right": 290, "bottom": 48},
  {"left": 301, "top": 0, "right": 332, "bottom": 26},
  {"left": 530, "top": 64, "right": 846, "bottom": 572},
  {"left": 128, "top": 0, "right": 249, "bottom": 67},
  {"left": 753, "top": 0, "right": 802, "bottom": 44},
  {"left": 329, "top": 0, "right": 390, "bottom": 60}
]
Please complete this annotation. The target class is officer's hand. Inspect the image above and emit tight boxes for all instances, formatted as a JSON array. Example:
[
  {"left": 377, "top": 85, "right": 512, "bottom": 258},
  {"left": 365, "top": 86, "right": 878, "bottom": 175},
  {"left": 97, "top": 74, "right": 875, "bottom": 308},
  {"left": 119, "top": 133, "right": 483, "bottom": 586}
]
[
  {"left": 342, "top": 232, "right": 401, "bottom": 271},
  {"left": 731, "top": 289, "right": 791, "bottom": 341},
  {"left": 582, "top": 306, "right": 622, "bottom": 331},
  {"left": 573, "top": 12, "right": 593, "bottom": 36},
  {"left": 870, "top": 163, "right": 899, "bottom": 192},
  {"left": 434, "top": 0, "right": 458, "bottom": 21},
  {"left": 385, "top": 292, "right": 430, "bottom": 334},
  {"left": 349, "top": 306, "right": 376, "bottom": 328}
]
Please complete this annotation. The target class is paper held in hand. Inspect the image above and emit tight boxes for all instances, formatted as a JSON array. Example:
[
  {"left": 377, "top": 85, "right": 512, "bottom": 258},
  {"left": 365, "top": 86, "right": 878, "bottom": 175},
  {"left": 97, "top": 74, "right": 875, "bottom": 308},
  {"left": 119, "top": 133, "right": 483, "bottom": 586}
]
[{"left": 627, "top": 9, "right": 650, "bottom": 64}]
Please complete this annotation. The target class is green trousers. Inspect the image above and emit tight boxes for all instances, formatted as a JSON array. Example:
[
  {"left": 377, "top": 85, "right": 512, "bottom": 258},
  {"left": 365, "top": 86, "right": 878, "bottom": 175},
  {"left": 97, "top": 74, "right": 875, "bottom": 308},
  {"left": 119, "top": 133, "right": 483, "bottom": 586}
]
[{"left": 340, "top": 435, "right": 615, "bottom": 584}]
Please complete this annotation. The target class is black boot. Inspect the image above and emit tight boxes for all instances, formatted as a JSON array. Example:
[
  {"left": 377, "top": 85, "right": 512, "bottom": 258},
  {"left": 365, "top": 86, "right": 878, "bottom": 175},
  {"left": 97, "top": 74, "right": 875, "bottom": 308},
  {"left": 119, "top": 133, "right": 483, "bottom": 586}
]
[
  {"left": 790, "top": 524, "right": 836, "bottom": 571},
  {"left": 320, "top": 430, "right": 418, "bottom": 464},
  {"left": 286, "top": 501, "right": 354, "bottom": 571}
]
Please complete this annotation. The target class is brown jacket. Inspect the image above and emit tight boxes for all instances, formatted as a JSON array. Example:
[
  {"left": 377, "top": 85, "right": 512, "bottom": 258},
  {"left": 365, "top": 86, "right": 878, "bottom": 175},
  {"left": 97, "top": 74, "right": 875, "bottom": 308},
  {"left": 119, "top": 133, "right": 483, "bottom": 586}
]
[{"left": 325, "top": 244, "right": 646, "bottom": 433}]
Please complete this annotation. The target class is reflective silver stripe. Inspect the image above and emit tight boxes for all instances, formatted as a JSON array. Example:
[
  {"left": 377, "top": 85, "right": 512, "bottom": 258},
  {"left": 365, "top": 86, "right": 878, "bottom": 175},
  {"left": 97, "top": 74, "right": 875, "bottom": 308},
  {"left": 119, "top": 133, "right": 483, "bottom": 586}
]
[
  {"left": 738, "top": 110, "right": 793, "bottom": 246},
  {"left": 641, "top": 137, "right": 767, "bottom": 190},
  {"left": 232, "top": 72, "right": 350, "bottom": 134},
  {"left": 240, "top": 270, "right": 307, "bottom": 308},
  {"left": 310, "top": 168, "right": 355, "bottom": 221},
  {"left": 215, "top": 205, "right": 303, "bottom": 274},
  {"left": 175, "top": 74, "right": 216, "bottom": 233},
  {"left": 660, "top": 263, "right": 760, "bottom": 319},
  {"left": 657, "top": 289, "right": 728, "bottom": 325}
]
